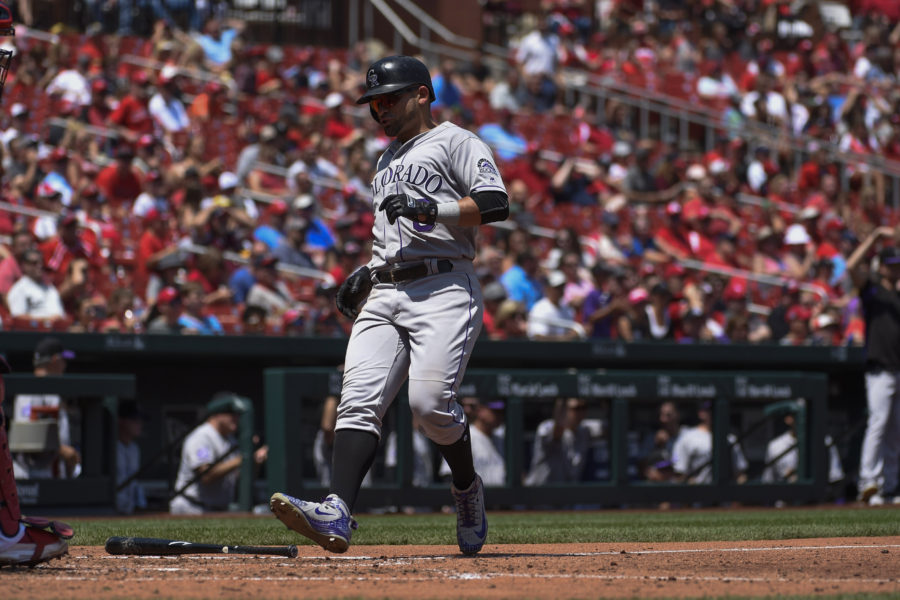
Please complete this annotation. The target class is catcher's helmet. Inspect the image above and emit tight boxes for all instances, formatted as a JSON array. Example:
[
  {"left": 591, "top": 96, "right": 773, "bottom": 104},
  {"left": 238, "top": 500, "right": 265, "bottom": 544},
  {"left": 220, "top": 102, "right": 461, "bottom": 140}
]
[{"left": 356, "top": 55, "right": 435, "bottom": 105}]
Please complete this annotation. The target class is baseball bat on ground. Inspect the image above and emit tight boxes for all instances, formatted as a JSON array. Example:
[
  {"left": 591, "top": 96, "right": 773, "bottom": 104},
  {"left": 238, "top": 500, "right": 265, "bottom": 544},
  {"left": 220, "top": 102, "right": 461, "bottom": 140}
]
[{"left": 105, "top": 536, "right": 298, "bottom": 558}]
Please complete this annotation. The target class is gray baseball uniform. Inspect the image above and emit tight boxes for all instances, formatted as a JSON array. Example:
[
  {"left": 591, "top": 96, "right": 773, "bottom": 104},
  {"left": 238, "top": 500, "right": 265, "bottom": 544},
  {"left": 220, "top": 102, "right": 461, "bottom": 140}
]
[
  {"left": 336, "top": 121, "right": 506, "bottom": 445},
  {"left": 169, "top": 422, "right": 238, "bottom": 514}
]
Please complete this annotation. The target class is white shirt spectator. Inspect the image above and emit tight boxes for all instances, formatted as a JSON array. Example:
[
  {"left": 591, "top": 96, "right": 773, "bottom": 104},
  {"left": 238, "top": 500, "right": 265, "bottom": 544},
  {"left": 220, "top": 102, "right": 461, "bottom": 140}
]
[
  {"left": 31, "top": 216, "right": 57, "bottom": 241},
  {"left": 790, "top": 102, "right": 810, "bottom": 137},
  {"left": 245, "top": 281, "right": 295, "bottom": 316},
  {"left": 747, "top": 159, "right": 768, "bottom": 193},
  {"left": 527, "top": 297, "right": 576, "bottom": 339},
  {"left": 148, "top": 93, "right": 190, "bottom": 133},
  {"left": 45, "top": 69, "right": 91, "bottom": 106},
  {"left": 740, "top": 90, "right": 789, "bottom": 122},
  {"left": 515, "top": 29, "right": 558, "bottom": 77},
  {"left": 853, "top": 55, "right": 872, "bottom": 80},
  {"left": 6, "top": 275, "right": 65, "bottom": 319},
  {"left": 132, "top": 193, "right": 169, "bottom": 218},
  {"left": 696, "top": 73, "right": 739, "bottom": 100},
  {"left": 286, "top": 157, "right": 341, "bottom": 194}
]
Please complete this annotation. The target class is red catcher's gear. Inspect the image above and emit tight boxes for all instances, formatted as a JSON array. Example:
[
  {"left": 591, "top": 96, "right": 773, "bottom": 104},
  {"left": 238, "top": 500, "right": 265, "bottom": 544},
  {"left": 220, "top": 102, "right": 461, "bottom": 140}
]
[
  {"left": 0, "top": 356, "right": 21, "bottom": 537},
  {"left": 0, "top": 3, "right": 13, "bottom": 101}
]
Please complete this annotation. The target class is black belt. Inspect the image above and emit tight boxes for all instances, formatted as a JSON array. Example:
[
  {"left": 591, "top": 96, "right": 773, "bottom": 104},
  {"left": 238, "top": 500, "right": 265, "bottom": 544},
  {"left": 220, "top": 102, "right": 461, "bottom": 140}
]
[{"left": 375, "top": 260, "right": 453, "bottom": 284}]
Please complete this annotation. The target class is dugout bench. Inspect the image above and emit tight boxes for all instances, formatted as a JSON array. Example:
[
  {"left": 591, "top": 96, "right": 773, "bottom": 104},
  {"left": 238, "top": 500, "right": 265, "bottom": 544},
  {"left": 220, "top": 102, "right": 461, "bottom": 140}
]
[{"left": 264, "top": 368, "right": 829, "bottom": 510}]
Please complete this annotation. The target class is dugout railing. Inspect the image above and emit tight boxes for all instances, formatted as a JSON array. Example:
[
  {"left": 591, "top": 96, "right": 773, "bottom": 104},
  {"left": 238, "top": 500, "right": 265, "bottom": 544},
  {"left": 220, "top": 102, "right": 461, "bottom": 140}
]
[{"left": 264, "top": 367, "right": 828, "bottom": 510}]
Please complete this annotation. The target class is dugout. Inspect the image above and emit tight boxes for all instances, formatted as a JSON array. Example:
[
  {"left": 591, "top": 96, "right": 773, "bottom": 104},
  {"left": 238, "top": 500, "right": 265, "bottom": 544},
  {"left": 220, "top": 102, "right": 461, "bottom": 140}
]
[
  {"left": 0, "top": 332, "right": 863, "bottom": 512},
  {"left": 1, "top": 373, "right": 135, "bottom": 509},
  {"left": 264, "top": 367, "right": 830, "bottom": 510}
]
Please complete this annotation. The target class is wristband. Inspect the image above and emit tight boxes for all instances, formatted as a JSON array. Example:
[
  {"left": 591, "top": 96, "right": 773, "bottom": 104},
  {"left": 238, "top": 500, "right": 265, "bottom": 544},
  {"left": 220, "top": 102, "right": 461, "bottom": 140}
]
[{"left": 435, "top": 201, "right": 461, "bottom": 225}]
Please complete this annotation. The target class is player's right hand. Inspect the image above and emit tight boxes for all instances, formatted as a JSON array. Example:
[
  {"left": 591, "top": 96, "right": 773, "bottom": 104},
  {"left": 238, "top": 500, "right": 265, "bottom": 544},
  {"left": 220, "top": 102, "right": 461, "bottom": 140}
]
[
  {"left": 379, "top": 193, "right": 437, "bottom": 226},
  {"left": 336, "top": 266, "right": 372, "bottom": 319}
]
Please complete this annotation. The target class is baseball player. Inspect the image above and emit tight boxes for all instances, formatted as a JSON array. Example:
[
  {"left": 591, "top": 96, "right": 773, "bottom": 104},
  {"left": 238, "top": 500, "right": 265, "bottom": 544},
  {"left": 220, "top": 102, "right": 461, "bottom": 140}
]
[
  {"left": 0, "top": 5, "right": 74, "bottom": 567},
  {"left": 847, "top": 228, "right": 900, "bottom": 505},
  {"left": 270, "top": 55, "right": 509, "bottom": 555}
]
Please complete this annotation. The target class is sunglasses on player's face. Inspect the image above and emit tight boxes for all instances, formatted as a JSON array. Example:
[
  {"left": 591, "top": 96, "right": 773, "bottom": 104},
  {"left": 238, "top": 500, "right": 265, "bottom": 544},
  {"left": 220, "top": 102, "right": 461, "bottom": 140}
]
[{"left": 369, "top": 86, "right": 419, "bottom": 113}]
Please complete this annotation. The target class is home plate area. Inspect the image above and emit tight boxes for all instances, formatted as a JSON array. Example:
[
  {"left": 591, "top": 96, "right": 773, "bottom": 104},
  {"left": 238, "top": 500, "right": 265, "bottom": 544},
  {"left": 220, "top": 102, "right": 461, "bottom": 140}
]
[{"left": 4, "top": 538, "right": 900, "bottom": 599}]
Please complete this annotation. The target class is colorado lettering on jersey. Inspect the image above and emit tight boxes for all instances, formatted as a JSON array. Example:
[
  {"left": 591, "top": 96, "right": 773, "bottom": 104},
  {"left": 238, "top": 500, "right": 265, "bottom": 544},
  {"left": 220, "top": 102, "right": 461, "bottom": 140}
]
[{"left": 371, "top": 163, "right": 444, "bottom": 197}]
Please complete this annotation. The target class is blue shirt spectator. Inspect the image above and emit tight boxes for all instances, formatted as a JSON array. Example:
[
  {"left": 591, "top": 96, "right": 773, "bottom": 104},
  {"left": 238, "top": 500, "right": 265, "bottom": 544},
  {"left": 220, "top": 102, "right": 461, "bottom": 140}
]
[
  {"left": 178, "top": 313, "right": 223, "bottom": 335},
  {"left": 193, "top": 21, "right": 240, "bottom": 66},
  {"left": 228, "top": 266, "right": 255, "bottom": 304},
  {"left": 478, "top": 123, "right": 527, "bottom": 162},
  {"left": 500, "top": 253, "right": 543, "bottom": 311},
  {"left": 431, "top": 60, "right": 463, "bottom": 111},
  {"left": 254, "top": 225, "right": 285, "bottom": 251}
]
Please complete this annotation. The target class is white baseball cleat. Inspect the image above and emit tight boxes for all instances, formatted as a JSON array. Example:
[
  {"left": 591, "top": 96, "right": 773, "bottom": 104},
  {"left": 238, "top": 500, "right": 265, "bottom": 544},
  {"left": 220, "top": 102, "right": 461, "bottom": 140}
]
[
  {"left": 0, "top": 523, "right": 68, "bottom": 567},
  {"left": 451, "top": 474, "right": 487, "bottom": 555},
  {"left": 270, "top": 492, "right": 357, "bottom": 553}
]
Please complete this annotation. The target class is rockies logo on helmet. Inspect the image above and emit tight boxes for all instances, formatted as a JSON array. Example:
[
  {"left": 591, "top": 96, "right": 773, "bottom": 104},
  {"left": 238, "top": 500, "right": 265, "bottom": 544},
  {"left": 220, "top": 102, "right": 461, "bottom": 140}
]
[{"left": 367, "top": 70, "right": 378, "bottom": 88}]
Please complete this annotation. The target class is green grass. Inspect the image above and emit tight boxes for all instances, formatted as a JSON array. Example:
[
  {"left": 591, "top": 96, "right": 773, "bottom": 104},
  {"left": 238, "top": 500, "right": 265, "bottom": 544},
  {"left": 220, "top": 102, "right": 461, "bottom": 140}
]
[{"left": 64, "top": 507, "right": 900, "bottom": 547}]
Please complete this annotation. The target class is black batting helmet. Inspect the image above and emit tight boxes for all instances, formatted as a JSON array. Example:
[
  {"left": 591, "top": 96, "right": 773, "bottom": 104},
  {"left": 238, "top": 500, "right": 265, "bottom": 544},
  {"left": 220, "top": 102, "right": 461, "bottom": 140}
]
[{"left": 356, "top": 55, "right": 435, "bottom": 105}]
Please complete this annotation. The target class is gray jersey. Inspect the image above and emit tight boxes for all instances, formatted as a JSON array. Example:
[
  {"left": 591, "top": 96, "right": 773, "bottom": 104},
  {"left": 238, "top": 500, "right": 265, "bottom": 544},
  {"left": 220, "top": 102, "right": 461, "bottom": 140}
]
[
  {"left": 368, "top": 121, "right": 506, "bottom": 267},
  {"left": 170, "top": 422, "right": 238, "bottom": 514}
]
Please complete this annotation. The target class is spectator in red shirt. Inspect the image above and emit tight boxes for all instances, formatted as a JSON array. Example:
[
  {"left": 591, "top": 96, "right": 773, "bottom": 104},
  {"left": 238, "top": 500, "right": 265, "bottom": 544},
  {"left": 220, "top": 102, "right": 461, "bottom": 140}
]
[
  {"left": 327, "top": 240, "right": 363, "bottom": 287},
  {"left": 40, "top": 212, "right": 102, "bottom": 287},
  {"left": 780, "top": 305, "right": 812, "bottom": 346},
  {"left": 107, "top": 72, "right": 154, "bottom": 141},
  {"left": 85, "top": 79, "right": 113, "bottom": 128},
  {"left": 96, "top": 145, "right": 144, "bottom": 209},
  {"left": 501, "top": 145, "right": 554, "bottom": 198},
  {"left": 186, "top": 247, "right": 233, "bottom": 305},
  {"left": 796, "top": 143, "right": 836, "bottom": 194},
  {"left": 135, "top": 208, "right": 175, "bottom": 300},
  {"left": 681, "top": 191, "right": 717, "bottom": 262},
  {"left": 40, "top": 212, "right": 105, "bottom": 310},
  {"left": 322, "top": 92, "right": 358, "bottom": 143},
  {"left": 654, "top": 201, "right": 692, "bottom": 260}
]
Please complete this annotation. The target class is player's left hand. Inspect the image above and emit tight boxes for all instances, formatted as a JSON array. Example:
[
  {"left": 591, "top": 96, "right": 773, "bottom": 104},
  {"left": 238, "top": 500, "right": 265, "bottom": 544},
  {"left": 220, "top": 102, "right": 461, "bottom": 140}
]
[{"left": 379, "top": 193, "right": 437, "bottom": 226}]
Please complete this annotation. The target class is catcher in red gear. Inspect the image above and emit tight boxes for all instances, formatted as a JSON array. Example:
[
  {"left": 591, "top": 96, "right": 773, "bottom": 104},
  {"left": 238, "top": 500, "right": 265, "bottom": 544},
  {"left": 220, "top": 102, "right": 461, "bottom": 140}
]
[{"left": 0, "top": 4, "right": 74, "bottom": 567}]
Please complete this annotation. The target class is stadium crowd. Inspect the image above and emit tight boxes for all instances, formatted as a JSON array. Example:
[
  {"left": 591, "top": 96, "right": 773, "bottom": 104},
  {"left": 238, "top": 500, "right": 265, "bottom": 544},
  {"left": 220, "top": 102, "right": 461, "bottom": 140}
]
[{"left": 0, "top": 0, "right": 899, "bottom": 345}]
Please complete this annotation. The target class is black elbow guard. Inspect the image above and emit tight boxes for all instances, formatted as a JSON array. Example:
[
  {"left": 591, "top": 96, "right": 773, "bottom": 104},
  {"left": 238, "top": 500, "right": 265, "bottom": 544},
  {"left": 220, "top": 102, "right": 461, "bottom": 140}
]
[{"left": 472, "top": 190, "right": 509, "bottom": 224}]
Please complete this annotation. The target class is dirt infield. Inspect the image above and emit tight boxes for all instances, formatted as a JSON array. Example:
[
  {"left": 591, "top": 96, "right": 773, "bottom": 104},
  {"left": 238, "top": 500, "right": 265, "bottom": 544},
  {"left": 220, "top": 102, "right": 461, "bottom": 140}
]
[{"left": 5, "top": 537, "right": 900, "bottom": 599}]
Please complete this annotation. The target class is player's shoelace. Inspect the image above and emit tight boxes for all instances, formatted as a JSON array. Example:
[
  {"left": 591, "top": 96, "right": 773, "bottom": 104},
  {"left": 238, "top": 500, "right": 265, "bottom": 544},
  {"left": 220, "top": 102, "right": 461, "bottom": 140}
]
[
  {"left": 317, "top": 497, "right": 359, "bottom": 533},
  {"left": 454, "top": 487, "right": 479, "bottom": 527}
]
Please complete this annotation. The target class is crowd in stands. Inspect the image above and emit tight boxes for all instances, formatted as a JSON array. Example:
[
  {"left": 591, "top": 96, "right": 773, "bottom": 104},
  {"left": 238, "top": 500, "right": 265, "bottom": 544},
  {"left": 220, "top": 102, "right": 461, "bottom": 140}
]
[{"left": 0, "top": 1, "right": 899, "bottom": 346}]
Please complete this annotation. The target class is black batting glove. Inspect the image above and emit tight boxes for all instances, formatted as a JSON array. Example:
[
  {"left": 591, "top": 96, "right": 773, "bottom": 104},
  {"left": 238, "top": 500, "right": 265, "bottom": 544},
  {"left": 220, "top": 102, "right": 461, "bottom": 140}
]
[
  {"left": 335, "top": 266, "right": 372, "bottom": 319},
  {"left": 379, "top": 193, "right": 437, "bottom": 226}
]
